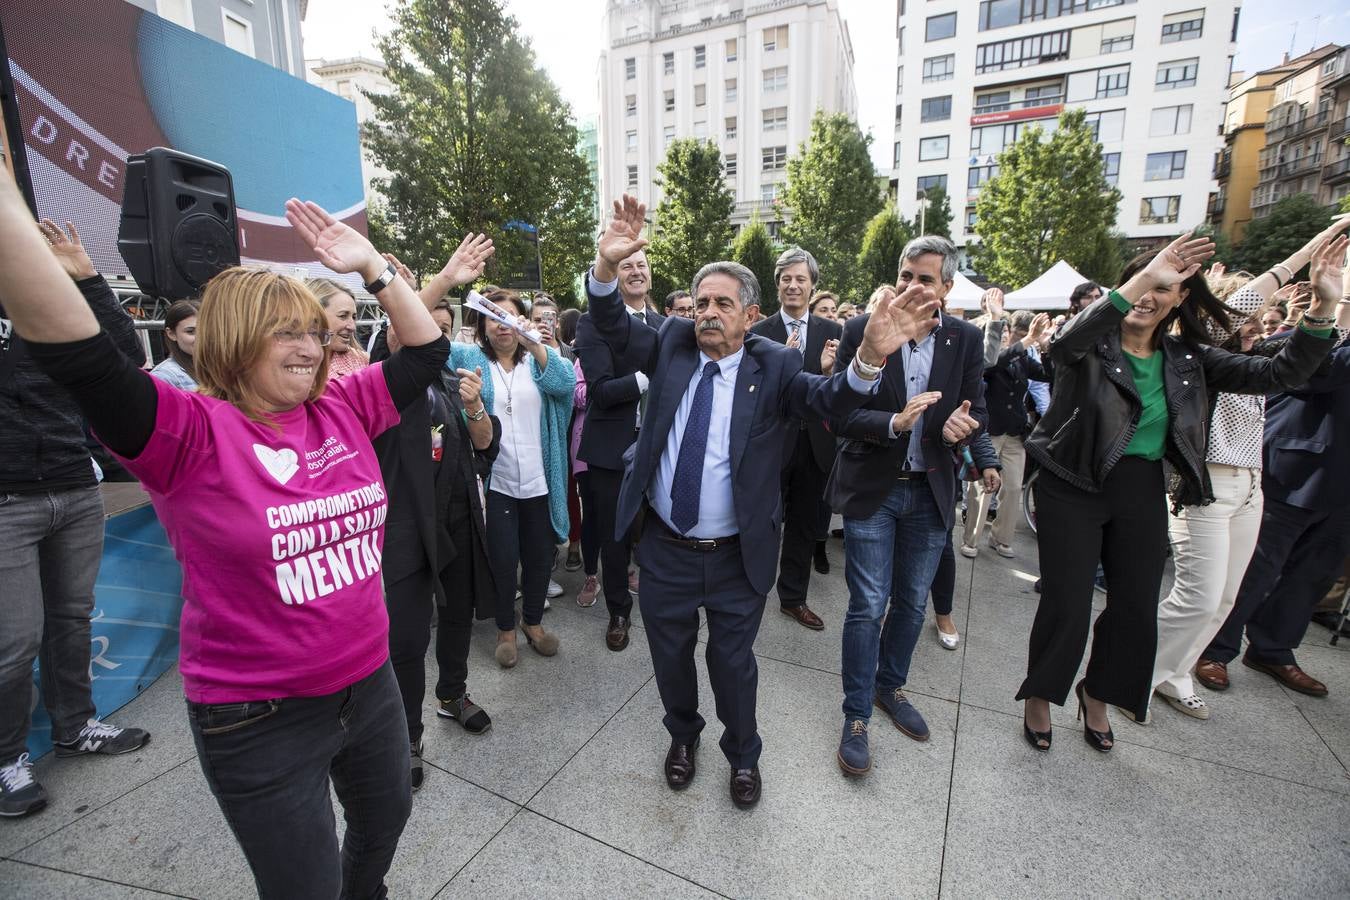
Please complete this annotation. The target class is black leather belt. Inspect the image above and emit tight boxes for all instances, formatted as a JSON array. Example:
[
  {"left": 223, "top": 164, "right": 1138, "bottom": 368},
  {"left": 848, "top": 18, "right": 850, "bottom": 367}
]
[
  {"left": 896, "top": 469, "right": 927, "bottom": 481},
  {"left": 651, "top": 516, "right": 740, "bottom": 551}
]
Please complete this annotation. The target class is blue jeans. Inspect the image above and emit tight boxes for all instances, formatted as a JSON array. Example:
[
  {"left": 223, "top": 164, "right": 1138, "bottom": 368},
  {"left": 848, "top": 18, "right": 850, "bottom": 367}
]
[{"left": 841, "top": 480, "right": 948, "bottom": 721}]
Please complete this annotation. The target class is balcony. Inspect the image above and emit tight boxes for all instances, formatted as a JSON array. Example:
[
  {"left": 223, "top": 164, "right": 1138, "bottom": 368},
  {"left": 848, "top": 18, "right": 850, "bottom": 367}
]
[
  {"left": 1207, "top": 194, "right": 1226, "bottom": 219},
  {"left": 1213, "top": 156, "right": 1232, "bottom": 179},
  {"left": 1324, "top": 157, "right": 1350, "bottom": 184},
  {"left": 1276, "top": 157, "right": 1323, "bottom": 179},
  {"left": 1333, "top": 115, "right": 1350, "bottom": 141},
  {"left": 1288, "top": 110, "right": 1333, "bottom": 140}
]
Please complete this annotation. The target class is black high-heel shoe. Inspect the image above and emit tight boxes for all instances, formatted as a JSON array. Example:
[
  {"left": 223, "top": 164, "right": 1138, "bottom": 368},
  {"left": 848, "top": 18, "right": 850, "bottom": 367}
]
[
  {"left": 1022, "top": 720, "right": 1052, "bottom": 752},
  {"left": 1075, "top": 680, "right": 1114, "bottom": 753}
]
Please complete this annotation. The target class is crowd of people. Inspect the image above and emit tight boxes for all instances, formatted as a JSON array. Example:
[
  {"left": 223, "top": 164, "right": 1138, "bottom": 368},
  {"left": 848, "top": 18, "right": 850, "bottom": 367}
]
[{"left": 1, "top": 164, "right": 1348, "bottom": 898}]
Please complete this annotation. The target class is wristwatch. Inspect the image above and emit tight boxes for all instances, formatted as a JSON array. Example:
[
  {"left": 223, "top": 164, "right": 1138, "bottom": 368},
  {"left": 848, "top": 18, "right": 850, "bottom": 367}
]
[
  {"left": 466, "top": 405, "right": 487, "bottom": 421},
  {"left": 364, "top": 261, "right": 397, "bottom": 295}
]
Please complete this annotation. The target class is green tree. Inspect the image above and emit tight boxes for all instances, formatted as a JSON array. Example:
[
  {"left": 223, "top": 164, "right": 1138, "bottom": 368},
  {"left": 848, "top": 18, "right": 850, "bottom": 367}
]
[
  {"left": 731, "top": 215, "right": 781, "bottom": 315},
  {"left": 970, "top": 108, "right": 1121, "bottom": 286},
  {"left": 1078, "top": 228, "right": 1130, "bottom": 287},
  {"left": 647, "top": 139, "right": 735, "bottom": 294},
  {"left": 855, "top": 206, "right": 912, "bottom": 300},
  {"left": 781, "top": 111, "right": 883, "bottom": 291},
  {"left": 916, "top": 186, "right": 953, "bottom": 240},
  {"left": 1232, "top": 193, "right": 1335, "bottom": 275},
  {"left": 364, "top": 0, "right": 595, "bottom": 302}
]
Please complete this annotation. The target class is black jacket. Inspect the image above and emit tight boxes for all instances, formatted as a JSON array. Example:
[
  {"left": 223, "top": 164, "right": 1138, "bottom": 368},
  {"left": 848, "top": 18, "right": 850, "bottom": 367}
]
[
  {"left": 0, "top": 275, "right": 145, "bottom": 491},
  {"left": 749, "top": 311, "right": 843, "bottom": 471},
  {"left": 979, "top": 321, "right": 1047, "bottom": 438},
  {"left": 574, "top": 305, "right": 662, "bottom": 470},
  {"left": 1024, "top": 296, "right": 1334, "bottom": 501},
  {"left": 1261, "top": 344, "right": 1350, "bottom": 513}
]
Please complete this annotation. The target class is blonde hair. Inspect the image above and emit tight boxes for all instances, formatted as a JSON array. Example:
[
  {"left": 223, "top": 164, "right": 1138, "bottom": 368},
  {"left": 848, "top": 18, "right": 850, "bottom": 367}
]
[
  {"left": 195, "top": 267, "right": 331, "bottom": 424},
  {"left": 305, "top": 277, "right": 355, "bottom": 309},
  {"left": 865, "top": 286, "right": 895, "bottom": 314},
  {"left": 1205, "top": 269, "right": 1256, "bottom": 302}
]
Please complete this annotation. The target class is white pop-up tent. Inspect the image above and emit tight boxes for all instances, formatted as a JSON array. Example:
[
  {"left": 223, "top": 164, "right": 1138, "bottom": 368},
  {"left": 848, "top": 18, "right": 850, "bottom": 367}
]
[
  {"left": 1004, "top": 260, "right": 1095, "bottom": 310},
  {"left": 943, "top": 270, "right": 989, "bottom": 311}
]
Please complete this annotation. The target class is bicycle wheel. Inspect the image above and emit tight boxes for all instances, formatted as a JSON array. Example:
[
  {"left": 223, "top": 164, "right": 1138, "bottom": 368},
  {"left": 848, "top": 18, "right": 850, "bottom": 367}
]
[{"left": 1022, "top": 468, "right": 1038, "bottom": 534}]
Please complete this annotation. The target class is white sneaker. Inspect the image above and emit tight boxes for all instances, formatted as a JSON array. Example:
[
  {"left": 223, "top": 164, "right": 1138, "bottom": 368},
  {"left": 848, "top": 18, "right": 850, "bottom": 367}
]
[
  {"left": 1160, "top": 691, "right": 1210, "bottom": 720},
  {"left": 959, "top": 542, "right": 978, "bottom": 559},
  {"left": 936, "top": 624, "right": 960, "bottom": 651},
  {"left": 547, "top": 580, "right": 564, "bottom": 599},
  {"left": 988, "top": 538, "right": 1014, "bottom": 558}
]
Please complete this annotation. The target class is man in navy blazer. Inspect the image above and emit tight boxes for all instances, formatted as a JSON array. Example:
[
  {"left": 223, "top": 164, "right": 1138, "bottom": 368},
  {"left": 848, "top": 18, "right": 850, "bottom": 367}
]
[
  {"left": 1200, "top": 343, "right": 1350, "bottom": 697},
  {"left": 826, "top": 235, "right": 987, "bottom": 777},
  {"left": 585, "top": 195, "right": 940, "bottom": 808}
]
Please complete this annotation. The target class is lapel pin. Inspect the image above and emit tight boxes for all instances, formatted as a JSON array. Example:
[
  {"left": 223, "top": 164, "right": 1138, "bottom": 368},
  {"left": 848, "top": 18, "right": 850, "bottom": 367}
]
[
  {"left": 945, "top": 338, "right": 953, "bottom": 346},
  {"left": 748, "top": 385, "right": 756, "bottom": 393}
]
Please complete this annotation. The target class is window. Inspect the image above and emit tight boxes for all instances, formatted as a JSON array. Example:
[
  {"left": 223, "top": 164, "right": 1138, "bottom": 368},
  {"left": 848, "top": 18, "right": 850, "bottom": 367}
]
[
  {"left": 978, "top": 0, "right": 1136, "bottom": 32},
  {"left": 157, "top": 0, "right": 194, "bottom": 29},
  {"left": 625, "top": 95, "right": 636, "bottom": 116},
  {"left": 763, "top": 66, "right": 788, "bottom": 92},
  {"left": 664, "top": 90, "right": 675, "bottom": 112},
  {"left": 921, "top": 95, "right": 952, "bottom": 122},
  {"left": 1102, "top": 152, "right": 1120, "bottom": 187},
  {"left": 763, "top": 107, "right": 787, "bottom": 132},
  {"left": 694, "top": 45, "right": 706, "bottom": 69},
  {"left": 763, "top": 25, "right": 789, "bottom": 52},
  {"left": 1095, "top": 66, "right": 1129, "bottom": 99},
  {"left": 1144, "top": 150, "right": 1186, "bottom": 181},
  {"left": 1140, "top": 195, "right": 1180, "bottom": 225},
  {"left": 1322, "top": 56, "right": 1339, "bottom": 77},
  {"left": 725, "top": 116, "right": 737, "bottom": 139},
  {"left": 1025, "top": 83, "right": 1062, "bottom": 102},
  {"left": 725, "top": 154, "right": 737, "bottom": 178},
  {"left": 626, "top": 165, "right": 639, "bottom": 189},
  {"left": 922, "top": 54, "right": 955, "bottom": 82},
  {"left": 663, "top": 126, "right": 675, "bottom": 147},
  {"left": 965, "top": 206, "right": 977, "bottom": 234},
  {"left": 926, "top": 12, "right": 957, "bottom": 41},
  {"left": 1101, "top": 33, "right": 1133, "bottom": 53},
  {"left": 1161, "top": 11, "right": 1204, "bottom": 43},
  {"left": 663, "top": 52, "right": 674, "bottom": 75},
  {"left": 624, "top": 57, "right": 636, "bottom": 79},
  {"left": 725, "top": 78, "right": 737, "bottom": 102},
  {"left": 625, "top": 130, "right": 637, "bottom": 152},
  {"left": 222, "top": 11, "right": 253, "bottom": 57},
  {"left": 1149, "top": 104, "right": 1192, "bottom": 136},
  {"left": 917, "top": 174, "right": 948, "bottom": 195},
  {"left": 762, "top": 145, "right": 788, "bottom": 171},
  {"left": 968, "top": 164, "right": 999, "bottom": 190},
  {"left": 725, "top": 38, "right": 737, "bottom": 62},
  {"left": 918, "top": 135, "right": 950, "bottom": 161},
  {"left": 760, "top": 181, "right": 783, "bottom": 203},
  {"left": 1084, "top": 109, "right": 1125, "bottom": 142},
  {"left": 895, "top": 103, "right": 902, "bottom": 124},
  {"left": 896, "top": 66, "right": 904, "bottom": 90},
  {"left": 1156, "top": 58, "right": 1198, "bottom": 90},
  {"left": 974, "top": 91, "right": 1011, "bottom": 114},
  {"left": 893, "top": 141, "right": 902, "bottom": 166},
  {"left": 975, "top": 29, "right": 1070, "bottom": 74},
  {"left": 695, "top": 84, "right": 706, "bottom": 107},
  {"left": 694, "top": 121, "right": 708, "bottom": 140},
  {"left": 970, "top": 118, "right": 1057, "bottom": 155}
]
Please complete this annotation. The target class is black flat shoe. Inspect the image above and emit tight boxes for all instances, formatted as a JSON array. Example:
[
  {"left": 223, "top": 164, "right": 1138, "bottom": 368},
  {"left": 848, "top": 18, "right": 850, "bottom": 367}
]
[
  {"left": 1022, "top": 720, "right": 1052, "bottom": 752},
  {"left": 1075, "top": 680, "right": 1114, "bottom": 753}
]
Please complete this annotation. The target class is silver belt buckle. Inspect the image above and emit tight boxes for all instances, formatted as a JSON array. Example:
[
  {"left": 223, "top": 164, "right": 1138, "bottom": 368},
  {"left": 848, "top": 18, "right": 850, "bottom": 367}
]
[{"left": 695, "top": 538, "right": 718, "bottom": 550}]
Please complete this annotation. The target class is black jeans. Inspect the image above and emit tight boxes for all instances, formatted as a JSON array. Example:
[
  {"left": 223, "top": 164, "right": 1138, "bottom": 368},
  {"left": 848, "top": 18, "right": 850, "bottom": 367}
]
[
  {"left": 587, "top": 466, "right": 633, "bottom": 618},
  {"left": 1017, "top": 458, "right": 1167, "bottom": 721},
  {"left": 931, "top": 534, "right": 956, "bottom": 617},
  {"left": 486, "top": 491, "right": 553, "bottom": 630},
  {"left": 1205, "top": 498, "right": 1350, "bottom": 666},
  {"left": 187, "top": 660, "right": 411, "bottom": 900},
  {"left": 775, "top": 428, "right": 828, "bottom": 608},
  {"left": 575, "top": 470, "right": 601, "bottom": 576},
  {"left": 434, "top": 511, "right": 477, "bottom": 703}
]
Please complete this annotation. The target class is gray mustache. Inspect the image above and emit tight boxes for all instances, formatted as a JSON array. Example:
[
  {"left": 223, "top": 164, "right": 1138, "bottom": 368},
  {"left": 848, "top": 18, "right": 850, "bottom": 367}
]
[{"left": 698, "top": 320, "right": 724, "bottom": 332}]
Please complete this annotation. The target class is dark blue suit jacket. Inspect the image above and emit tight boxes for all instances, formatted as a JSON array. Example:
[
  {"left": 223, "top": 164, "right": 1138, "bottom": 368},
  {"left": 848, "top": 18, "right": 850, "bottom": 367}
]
[
  {"left": 1262, "top": 344, "right": 1350, "bottom": 512},
  {"left": 585, "top": 278, "right": 876, "bottom": 596},
  {"left": 574, "top": 306, "right": 662, "bottom": 470},
  {"left": 825, "top": 311, "right": 988, "bottom": 529}
]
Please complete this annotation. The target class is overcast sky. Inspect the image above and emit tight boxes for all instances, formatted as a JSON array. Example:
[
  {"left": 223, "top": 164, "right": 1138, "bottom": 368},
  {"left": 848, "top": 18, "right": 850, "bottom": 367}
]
[{"left": 303, "top": 0, "right": 1350, "bottom": 173}]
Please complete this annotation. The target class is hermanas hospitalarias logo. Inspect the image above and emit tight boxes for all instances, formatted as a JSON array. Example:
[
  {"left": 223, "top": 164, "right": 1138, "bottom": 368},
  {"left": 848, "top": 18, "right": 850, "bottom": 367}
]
[{"left": 253, "top": 444, "right": 299, "bottom": 485}]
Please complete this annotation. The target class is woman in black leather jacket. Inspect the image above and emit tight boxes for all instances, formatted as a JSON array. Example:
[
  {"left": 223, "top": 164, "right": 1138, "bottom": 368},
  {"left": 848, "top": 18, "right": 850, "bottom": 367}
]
[{"left": 1016, "top": 233, "right": 1341, "bottom": 753}]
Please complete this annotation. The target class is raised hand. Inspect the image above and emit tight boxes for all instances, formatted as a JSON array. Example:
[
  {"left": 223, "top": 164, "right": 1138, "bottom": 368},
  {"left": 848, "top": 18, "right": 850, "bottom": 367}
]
[
  {"left": 981, "top": 287, "right": 1005, "bottom": 320},
  {"left": 382, "top": 252, "right": 418, "bottom": 288},
  {"left": 1141, "top": 233, "right": 1216, "bottom": 290},
  {"left": 856, "top": 283, "right": 941, "bottom": 367},
  {"left": 439, "top": 233, "right": 495, "bottom": 288},
  {"left": 595, "top": 194, "right": 649, "bottom": 280},
  {"left": 1308, "top": 233, "right": 1348, "bottom": 315},
  {"left": 457, "top": 366, "right": 484, "bottom": 409},
  {"left": 942, "top": 400, "right": 980, "bottom": 444},
  {"left": 1207, "top": 261, "right": 1226, "bottom": 280},
  {"left": 284, "top": 199, "right": 383, "bottom": 281},
  {"left": 1024, "top": 312, "right": 1051, "bottom": 346},
  {"left": 891, "top": 390, "right": 942, "bottom": 434},
  {"left": 38, "top": 219, "right": 96, "bottom": 280},
  {"left": 820, "top": 338, "right": 838, "bottom": 375},
  {"left": 786, "top": 327, "right": 802, "bottom": 350}
]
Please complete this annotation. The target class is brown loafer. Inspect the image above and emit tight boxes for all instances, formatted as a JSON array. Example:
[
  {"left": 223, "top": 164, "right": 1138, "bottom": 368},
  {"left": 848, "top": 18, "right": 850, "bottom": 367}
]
[
  {"left": 781, "top": 604, "right": 824, "bottom": 631},
  {"left": 729, "top": 766, "right": 761, "bottom": 809},
  {"left": 1242, "top": 656, "right": 1328, "bottom": 697},
  {"left": 1194, "top": 658, "right": 1229, "bottom": 691},
  {"left": 606, "top": 616, "right": 631, "bottom": 652},
  {"left": 664, "top": 738, "right": 698, "bottom": 790}
]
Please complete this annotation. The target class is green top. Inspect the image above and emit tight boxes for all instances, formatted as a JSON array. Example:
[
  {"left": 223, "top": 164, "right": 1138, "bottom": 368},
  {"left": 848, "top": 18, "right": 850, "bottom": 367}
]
[{"left": 1122, "top": 351, "right": 1167, "bottom": 460}]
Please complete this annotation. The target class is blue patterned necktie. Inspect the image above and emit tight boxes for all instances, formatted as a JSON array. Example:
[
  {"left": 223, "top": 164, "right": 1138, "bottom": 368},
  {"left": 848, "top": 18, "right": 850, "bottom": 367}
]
[
  {"left": 669, "top": 360, "right": 720, "bottom": 534},
  {"left": 789, "top": 319, "right": 804, "bottom": 355}
]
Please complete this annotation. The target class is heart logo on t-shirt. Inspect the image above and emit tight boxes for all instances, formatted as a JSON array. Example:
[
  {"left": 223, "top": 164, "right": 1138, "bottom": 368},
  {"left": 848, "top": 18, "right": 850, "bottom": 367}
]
[{"left": 253, "top": 444, "right": 299, "bottom": 484}]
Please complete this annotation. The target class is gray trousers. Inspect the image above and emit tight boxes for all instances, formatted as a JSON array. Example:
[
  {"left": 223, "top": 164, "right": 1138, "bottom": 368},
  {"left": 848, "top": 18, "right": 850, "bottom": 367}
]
[{"left": 0, "top": 486, "right": 102, "bottom": 760}]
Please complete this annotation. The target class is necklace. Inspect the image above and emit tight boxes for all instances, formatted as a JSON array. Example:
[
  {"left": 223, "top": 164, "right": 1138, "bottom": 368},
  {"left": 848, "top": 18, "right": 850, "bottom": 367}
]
[{"left": 493, "top": 359, "right": 517, "bottom": 415}]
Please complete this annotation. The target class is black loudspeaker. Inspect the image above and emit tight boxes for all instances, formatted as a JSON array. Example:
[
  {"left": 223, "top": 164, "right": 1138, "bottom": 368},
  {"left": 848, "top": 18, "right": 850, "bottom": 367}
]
[{"left": 117, "top": 147, "right": 239, "bottom": 301}]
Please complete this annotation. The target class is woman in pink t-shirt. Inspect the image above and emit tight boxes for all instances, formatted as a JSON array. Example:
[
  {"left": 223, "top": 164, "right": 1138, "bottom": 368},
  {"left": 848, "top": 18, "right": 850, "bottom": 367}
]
[{"left": 0, "top": 180, "right": 487, "bottom": 899}]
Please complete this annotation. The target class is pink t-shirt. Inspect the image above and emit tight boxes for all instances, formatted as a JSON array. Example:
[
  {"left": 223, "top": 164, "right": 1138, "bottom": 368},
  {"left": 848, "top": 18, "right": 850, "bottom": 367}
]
[{"left": 114, "top": 367, "right": 400, "bottom": 703}]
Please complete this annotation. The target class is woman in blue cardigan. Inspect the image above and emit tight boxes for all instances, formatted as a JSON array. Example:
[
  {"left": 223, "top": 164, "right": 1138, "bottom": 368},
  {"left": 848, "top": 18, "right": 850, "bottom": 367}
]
[{"left": 448, "top": 289, "right": 575, "bottom": 668}]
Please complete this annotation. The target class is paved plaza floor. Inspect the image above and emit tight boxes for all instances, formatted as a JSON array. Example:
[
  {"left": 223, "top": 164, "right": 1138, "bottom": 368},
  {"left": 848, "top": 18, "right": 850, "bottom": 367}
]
[{"left": 3, "top": 521, "right": 1348, "bottom": 898}]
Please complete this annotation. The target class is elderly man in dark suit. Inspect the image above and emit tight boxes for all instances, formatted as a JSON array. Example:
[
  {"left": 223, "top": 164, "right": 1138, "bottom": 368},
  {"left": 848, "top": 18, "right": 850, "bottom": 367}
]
[
  {"left": 574, "top": 248, "right": 663, "bottom": 652},
  {"left": 827, "top": 235, "right": 988, "bottom": 778},
  {"left": 585, "top": 195, "right": 939, "bottom": 808},
  {"left": 749, "top": 247, "right": 843, "bottom": 630}
]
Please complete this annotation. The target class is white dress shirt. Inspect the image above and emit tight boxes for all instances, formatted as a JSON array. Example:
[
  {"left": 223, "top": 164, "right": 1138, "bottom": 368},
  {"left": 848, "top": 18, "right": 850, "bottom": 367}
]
[
  {"left": 488, "top": 359, "right": 548, "bottom": 499},
  {"left": 779, "top": 308, "right": 807, "bottom": 354}
]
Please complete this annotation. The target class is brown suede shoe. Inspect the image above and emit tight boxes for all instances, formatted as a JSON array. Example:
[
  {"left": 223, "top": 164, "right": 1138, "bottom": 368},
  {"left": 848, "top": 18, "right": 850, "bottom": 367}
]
[
  {"left": 1194, "top": 658, "right": 1229, "bottom": 691},
  {"left": 1242, "top": 656, "right": 1328, "bottom": 697},
  {"left": 781, "top": 604, "right": 824, "bottom": 631}
]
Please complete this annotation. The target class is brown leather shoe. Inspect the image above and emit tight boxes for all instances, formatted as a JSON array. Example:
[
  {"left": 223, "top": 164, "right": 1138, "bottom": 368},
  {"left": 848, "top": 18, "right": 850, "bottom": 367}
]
[
  {"left": 606, "top": 616, "right": 631, "bottom": 652},
  {"left": 664, "top": 739, "right": 698, "bottom": 790},
  {"left": 1194, "top": 658, "right": 1229, "bottom": 691},
  {"left": 1242, "top": 656, "right": 1328, "bottom": 697},
  {"left": 729, "top": 767, "right": 761, "bottom": 809},
  {"left": 781, "top": 604, "right": 824, "bottom": 631}
]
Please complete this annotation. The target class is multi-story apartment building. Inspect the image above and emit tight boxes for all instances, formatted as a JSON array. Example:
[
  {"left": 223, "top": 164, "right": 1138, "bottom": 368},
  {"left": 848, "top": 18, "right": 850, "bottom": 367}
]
[
  {"left": 307, "top": 57, "right": 395, "bottom": 204},
  {"left": 132, "top": 0, "right": 307, "bottom": 77},
  {"left": 598, "top": 0, "right": 858, "bottom": 234},
  {"left": 1248, "top": 45, "right": 1350, "bottom": 222},
  {"left": 891, "top": 1, "right": 1238, "bottom": 268}
]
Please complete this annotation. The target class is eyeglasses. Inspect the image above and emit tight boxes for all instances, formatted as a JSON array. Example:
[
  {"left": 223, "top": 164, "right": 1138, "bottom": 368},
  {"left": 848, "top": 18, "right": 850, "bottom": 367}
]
[{"left": 273, "top": 329, "right": 332, "bottom": 347}]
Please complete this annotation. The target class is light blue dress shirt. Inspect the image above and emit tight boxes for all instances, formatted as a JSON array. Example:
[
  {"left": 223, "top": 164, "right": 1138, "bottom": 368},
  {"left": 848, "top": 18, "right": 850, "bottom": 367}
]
[
  {"left": 779, "top": 308, "right": 807, "bottom": 353},
  {"left": 1026, "top": 344, "right": 1051, "bottom": 417},
  {"left": 901, "top": 325, "right": 938, "bottom": 471}
]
